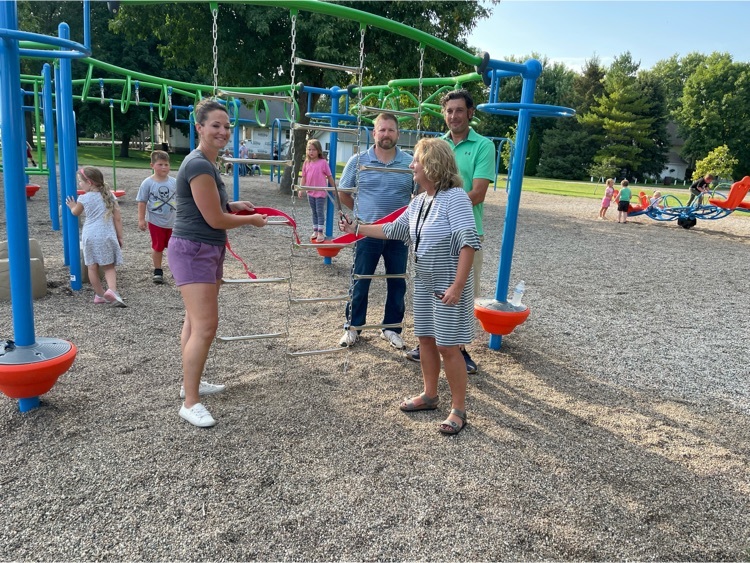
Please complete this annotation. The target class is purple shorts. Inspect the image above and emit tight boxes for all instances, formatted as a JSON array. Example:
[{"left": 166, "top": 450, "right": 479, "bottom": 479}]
[{"left": 167, "top": 237, "right": 225, "bottom": 286}]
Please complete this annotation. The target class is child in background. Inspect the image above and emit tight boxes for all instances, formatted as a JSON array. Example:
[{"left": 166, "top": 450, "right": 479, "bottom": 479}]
[
  {"left": 599, "top": 178, "right": 614, "bottom": 220},
  {"left": 616, "top": 179, "right": 632, "bottom": 224},
  {"left": 650, "top": 190, "right": 663, "bottom": 207},
  {"left": 301, "top": 139, "right": 336, "bottom": 243},
  {"left": 136, "top": 150, "right": 177, "bottom": 284},
  {"left": 65, "top": 166, "right": 126, "bottom": 307}
]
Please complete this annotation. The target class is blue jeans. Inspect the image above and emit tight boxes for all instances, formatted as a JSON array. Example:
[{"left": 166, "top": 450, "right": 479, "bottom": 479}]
[{"left": 345, "top": 237, "right": 408, "bottom": 334}]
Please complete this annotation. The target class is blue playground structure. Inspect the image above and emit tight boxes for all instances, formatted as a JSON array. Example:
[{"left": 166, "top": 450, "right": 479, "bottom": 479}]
[{"left": 1, "top": 0, "right": 576, "bottom": 413}]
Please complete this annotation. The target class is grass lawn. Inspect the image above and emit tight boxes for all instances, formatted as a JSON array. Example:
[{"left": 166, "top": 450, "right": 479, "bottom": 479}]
[
  {"left": 9, "top": 144, "right": 696, "bottom": 205},
  {"left": 493, "top": 176, "right": 691, "bottom": 205}
]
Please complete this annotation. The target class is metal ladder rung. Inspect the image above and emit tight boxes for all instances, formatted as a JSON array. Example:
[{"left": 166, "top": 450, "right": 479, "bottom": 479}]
[
  {"left": 293, "top": 57, "right": 361, "bottom": 74},
  {"left": 217, "top": 332, "right": 287, "bottom": 342},
  {"left": 292, "top": 123, "right": 358, "bottom": 135},
  {"left": 358, "top": 165, "right": 414, "bottom": 175},
  {"left": 359, "top": 106, "right": 420, "bottom": 118},
  {"left": 222, "top": 157, "right": 292, "bottom": 166},
  {"left": 290, "top": 295, "right": 350, "bottom": 303},
  {"left": 287, "top": 346, "right": 349, "bottom": 357},
  {"left": 350, "top": 323, "right": 403, "bottom": 331},
  {"left": 352, "top": 273, "right": 406, "bottom": 280},
  {"left": 294, "top": 185, "right": 354, "bottom": 193},
  {"left": 218, "top": 89, "right": 293, "bottom": 103},
  {"left": 222, "top": 277, "right": 289, "bottom": 284},
  {"left": 295, "top": 242, "right": 351, "bottom": 249}
]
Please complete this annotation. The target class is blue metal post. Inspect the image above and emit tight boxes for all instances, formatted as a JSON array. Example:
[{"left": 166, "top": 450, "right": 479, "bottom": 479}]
[
  {"left": 58, "top": 23, "right": 82, "bottom": 290},
  {"left": 232, "top": 100, "right": 240, "bottom": 201},
  {"left": 188, "top": 105, "right": 195, "bottom": 151},
  {"left": 42, "top": 63, "right": 59, "bottom": 231},
  {"left": 322, "top": 87, "right": 345, "bottom": 265},
  {"left": 54, "top": 62, "right": 70, "bottom": 265},
  {"left": 489, "top": 60, "right": 541, "bottom": 350},
  {"left": 0, "top": 0, "right": 35, "bottom": 347}
]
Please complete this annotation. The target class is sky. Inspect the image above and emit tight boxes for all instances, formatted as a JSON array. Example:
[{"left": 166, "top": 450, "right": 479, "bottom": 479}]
[{"left": 468, "top": 1, "right": 750, "bottom": 72}]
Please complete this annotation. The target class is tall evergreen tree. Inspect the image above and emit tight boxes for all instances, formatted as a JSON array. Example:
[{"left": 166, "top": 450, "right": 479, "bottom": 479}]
[{"left": 578, "top": 53, "right": 658, "bottom": 179}]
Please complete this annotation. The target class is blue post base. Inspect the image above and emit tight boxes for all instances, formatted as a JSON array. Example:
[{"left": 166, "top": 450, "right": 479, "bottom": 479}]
[
  {"left": 18, "top": 396, "right": 40, "bottom": 412},
  {"left": 324, "top": 257, "right": 332, "bottom": 265},
  {"left": 489, "top": 334, "right": 503, "bottom": 350}
]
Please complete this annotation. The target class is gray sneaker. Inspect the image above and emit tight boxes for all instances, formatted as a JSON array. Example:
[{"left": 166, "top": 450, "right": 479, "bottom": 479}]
[{"left": 180, "top": 381, "right": 226, "bottom": 399}]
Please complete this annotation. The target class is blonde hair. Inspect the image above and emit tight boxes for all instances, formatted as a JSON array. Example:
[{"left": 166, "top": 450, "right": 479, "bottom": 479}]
[
  {"left": 606, "top": 178, "right": 614, "bottom": 187},
  {"left": 305, "top": 139, "right": 324, "bottom": 162},
  {"left": 413, "top": 138, "right": 462, "bottom": 193},
  {"left": 79, "top": 166, "right": 116, "bottom": 219}
]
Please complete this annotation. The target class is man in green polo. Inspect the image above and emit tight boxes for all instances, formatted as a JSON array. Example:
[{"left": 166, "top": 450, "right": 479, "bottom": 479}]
[{"left": 406, "top": 89, "right": 496, "bottom": 374}]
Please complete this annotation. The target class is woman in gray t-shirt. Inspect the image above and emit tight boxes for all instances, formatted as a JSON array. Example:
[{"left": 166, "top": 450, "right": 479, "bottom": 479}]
[{"left": 167, "top": 99, "right": 268, "bottom": 428}]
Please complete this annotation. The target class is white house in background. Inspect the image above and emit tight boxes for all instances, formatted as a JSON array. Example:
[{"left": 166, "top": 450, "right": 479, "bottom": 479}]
[
  {"left": 155, "top": 98, "right": 292, "bottom": 156},
  {"left": 661, "top": 122, "right": 690, "bottom": 181}
]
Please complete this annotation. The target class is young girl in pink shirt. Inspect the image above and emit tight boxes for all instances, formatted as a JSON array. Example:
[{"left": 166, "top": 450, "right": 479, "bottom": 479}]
[{"left": 301, "top": 139, "right": 336, "bottom": 242}]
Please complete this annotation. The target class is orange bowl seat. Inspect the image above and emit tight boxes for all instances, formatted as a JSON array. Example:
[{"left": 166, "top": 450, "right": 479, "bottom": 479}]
[
  {"left": 316, "top": 245, "right": 344, "bottom": 258},
  {"left": 26, "top": 184, "right": 41, "bottom": 198},
  {"left": 474, "top": 300, "right": 530, "bottom": 336},
  {"left": 0, "top": 338, "right": 77, "bottom": 399}
]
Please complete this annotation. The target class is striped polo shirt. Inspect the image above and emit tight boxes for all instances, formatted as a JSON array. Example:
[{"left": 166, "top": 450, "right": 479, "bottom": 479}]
[{"left": 338, "top": 146, "right": 414, "bottom": 223}]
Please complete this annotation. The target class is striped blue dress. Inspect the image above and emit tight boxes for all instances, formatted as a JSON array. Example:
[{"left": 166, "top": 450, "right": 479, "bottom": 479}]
[{"left": 383, "top": 188, "right": 481, "bottom": 346}]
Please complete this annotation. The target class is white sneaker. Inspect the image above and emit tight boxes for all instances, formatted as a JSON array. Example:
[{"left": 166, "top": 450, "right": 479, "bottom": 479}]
[
  {"left": 179, "top": 381, "right": 226, "bottom": 399},
  {"left": 339, "top": 329, "right": 358, "bottom": 347},
  {"left": 179, "top": 402, "right": 216, "bottom": 427},
  {"left": 381, "top": 329, "right": 405, "bottom": 349}
]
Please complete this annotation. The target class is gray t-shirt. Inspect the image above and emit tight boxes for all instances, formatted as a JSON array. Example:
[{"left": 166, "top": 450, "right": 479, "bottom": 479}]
[
  {"left": 135, "top": 175, "right": 177, "bottom": 229},
  {"left": 172, "top": 149, "right": 228, "bottom": 246}
]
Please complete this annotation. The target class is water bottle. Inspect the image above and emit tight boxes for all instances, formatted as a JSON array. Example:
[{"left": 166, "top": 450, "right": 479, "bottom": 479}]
[{"left": 509, "top": 280, "right": 525, "bottom": 307}]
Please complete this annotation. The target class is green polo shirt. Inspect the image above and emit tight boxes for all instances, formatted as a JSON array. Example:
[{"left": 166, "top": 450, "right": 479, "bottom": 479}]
[{"left": 442, "top": 128, "right": 496, "bottom": 236}]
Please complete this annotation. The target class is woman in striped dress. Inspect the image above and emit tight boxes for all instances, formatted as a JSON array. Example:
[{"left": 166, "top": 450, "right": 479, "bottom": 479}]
[{"left": 340, "top": 138, "right": 480, "bottom": 435}]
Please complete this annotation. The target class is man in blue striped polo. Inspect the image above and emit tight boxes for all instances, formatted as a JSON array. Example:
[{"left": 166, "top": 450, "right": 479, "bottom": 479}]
[{"left": 338, "top": 113, "right": 414, "bottom": 349}]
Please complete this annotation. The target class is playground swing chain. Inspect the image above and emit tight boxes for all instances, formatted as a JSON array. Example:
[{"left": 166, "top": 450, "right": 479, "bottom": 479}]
[
  {"left": 211, "top": 4, "right": 219, "bottom": 98},
  {"left": 283, "top": 10, "right": 299, "bottom": 355}
]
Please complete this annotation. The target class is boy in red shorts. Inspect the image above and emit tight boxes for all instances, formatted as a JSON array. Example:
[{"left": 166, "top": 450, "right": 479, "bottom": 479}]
[{"left": 136, "top": 150, "right": 176, "bottom": 283}]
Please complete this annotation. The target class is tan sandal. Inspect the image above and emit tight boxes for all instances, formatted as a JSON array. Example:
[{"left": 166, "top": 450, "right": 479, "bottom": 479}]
[
  {"left": 438, "top": 408, "right": 467, "bottom": 435},
  {"left": 399, "top": 392, "right": 438, "bottom": 412}
]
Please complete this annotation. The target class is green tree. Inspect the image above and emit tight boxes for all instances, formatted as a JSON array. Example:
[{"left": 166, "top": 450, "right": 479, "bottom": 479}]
[
  {"left": 18, "top": 1, "right": 185, "bottom": 158},
  {"left": 578, "top": 53, "right": 658, "bottom": 179},
  {"left": 536, "top": 56, "right": 605, "bottom": 180},
  {"left": 537, "top": 120, "right": 598, "bottom": 180},
  {"left": 632, "top": 70, "right": 669, "bottom": 178},
  {"left": 676, "top": 53, "right": 750, "bottom": 177},
  {"left": 693, "top": 144, "right": 738, "bottom": 181},
  {"left": 649, "top": 52, "right": 708, "bottom": 115},
  {"left": 112, "top": 1, "right": 491, "bottom": 190}
]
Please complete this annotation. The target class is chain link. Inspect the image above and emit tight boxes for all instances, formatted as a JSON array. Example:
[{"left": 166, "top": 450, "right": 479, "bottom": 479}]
[
  {"left": 416, "top": 45, "right": 425, "bottom": 138},
  {"left": 284, "top": 12, "right": 299, "bottom": 354},
  {"left": 211, "top": 6, "right": 219, "bottom": 97}
]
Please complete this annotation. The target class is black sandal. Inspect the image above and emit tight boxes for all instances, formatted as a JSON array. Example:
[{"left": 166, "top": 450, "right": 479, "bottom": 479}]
[
  {"left": 438, "top": 408, "right": 467, "bottom": 435},
  {"left": 399, "top": 392, "right": 439, "bottom": 412}
]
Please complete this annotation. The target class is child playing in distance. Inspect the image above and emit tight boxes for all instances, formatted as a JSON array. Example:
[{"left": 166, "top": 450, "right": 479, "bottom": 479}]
[
  {"left": 599, "top": 178, "right": 614, "bottom": 220},
  {"left": 616, "top": 179, "right": 632, "bottom": 224},
  {"left": 300, "top": 139, "right": 336, "bottom": 242},
  {"left": 650, "top": 190, "right": 663, "bottom": 207},
  {"left": 65, "top": 166, "right": 126, "bottom": 307},
  {"left": 136, "top": 150, "right": 176, "bottom": 284}
]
